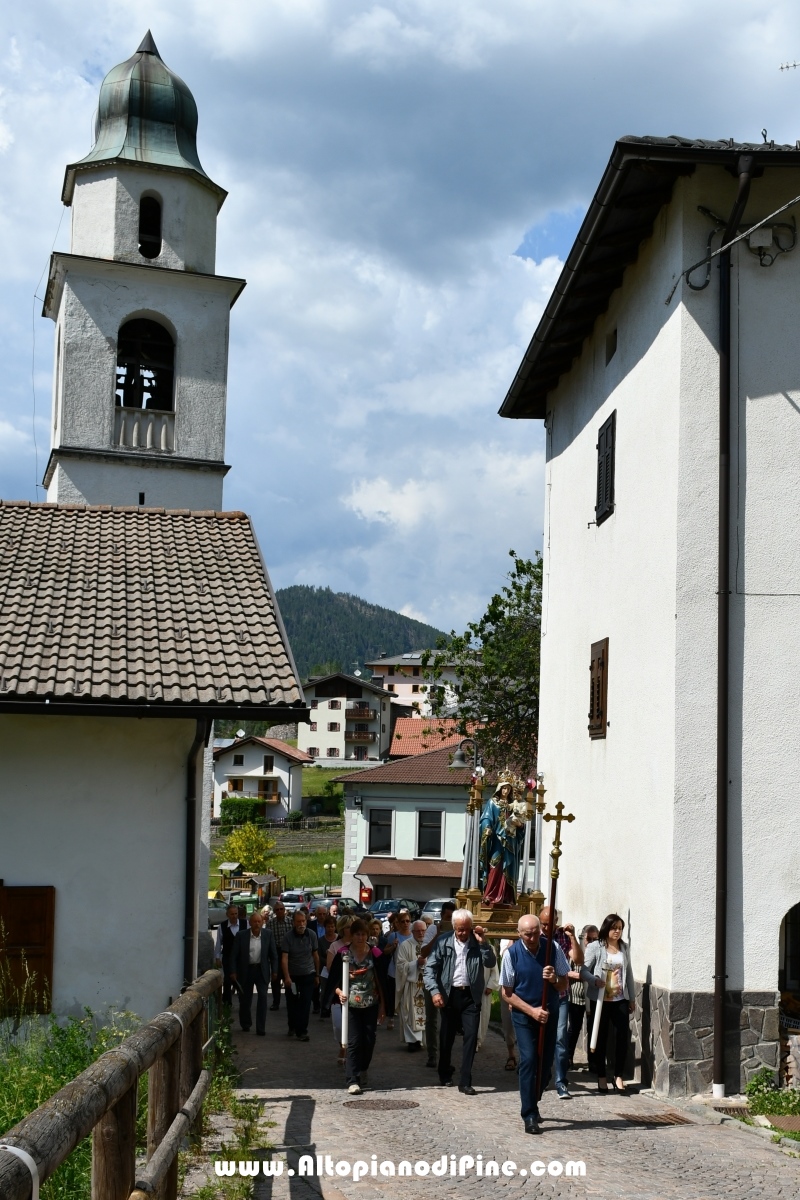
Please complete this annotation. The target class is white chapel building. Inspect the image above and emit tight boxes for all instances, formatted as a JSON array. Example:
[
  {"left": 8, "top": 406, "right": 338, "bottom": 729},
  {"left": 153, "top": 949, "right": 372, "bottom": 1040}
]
[
  {"left": 502, "top": 135, "right": 800, "bottom": 1095},
  {"left": 0, "top": 34, "right": 305, "bottom": 1022}
]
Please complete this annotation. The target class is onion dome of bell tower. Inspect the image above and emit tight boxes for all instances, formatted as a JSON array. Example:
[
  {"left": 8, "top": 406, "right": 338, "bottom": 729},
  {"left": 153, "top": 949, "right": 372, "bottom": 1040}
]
[{"left": 62, "top": 31, "right": 225, "bottom": 207}]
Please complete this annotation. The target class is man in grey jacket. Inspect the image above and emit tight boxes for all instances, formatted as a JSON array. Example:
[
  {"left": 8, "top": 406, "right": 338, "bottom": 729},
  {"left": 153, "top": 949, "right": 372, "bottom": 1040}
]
[
  {"left": 422, "top": 908, "right": 496, "bottom": 1094},
  {"left": 230, "top": 912, "right": 279, "bottom": 1035}
]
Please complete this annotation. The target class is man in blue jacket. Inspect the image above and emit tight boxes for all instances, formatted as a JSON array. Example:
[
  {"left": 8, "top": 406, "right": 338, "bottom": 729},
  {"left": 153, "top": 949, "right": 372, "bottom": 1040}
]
[{"left": 422, "top": 908, "right": 496, "bottom": 1095}]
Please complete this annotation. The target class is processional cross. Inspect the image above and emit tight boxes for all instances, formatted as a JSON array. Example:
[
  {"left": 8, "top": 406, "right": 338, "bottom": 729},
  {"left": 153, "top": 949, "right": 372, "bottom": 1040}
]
[{"left": 537, "top": 800, "right": 575, "bottom": 1099}]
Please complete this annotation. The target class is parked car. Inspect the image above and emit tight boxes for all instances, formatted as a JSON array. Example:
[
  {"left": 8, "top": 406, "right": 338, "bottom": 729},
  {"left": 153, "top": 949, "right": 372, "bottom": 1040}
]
[
  {"left": 207, "top": 897, "right": 229, "bottom": 929},
  {"left": 313, "top": 896, "right": 371, "bottom": 918},
  {"left": 421, "top": 898, "right": 455, "bottom": 923},
  {"left": 279, "top": 889, "right": 317, "bottom": 915},
  {"left": 369, "top": 897, "right": 422, "bottom": 932}
]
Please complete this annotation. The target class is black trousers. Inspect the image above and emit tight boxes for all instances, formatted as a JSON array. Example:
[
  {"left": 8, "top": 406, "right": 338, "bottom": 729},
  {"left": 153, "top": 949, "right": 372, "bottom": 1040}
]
[
  {"left": 270, "top": 972, "right": 282, "bottom": 1007},
  {"left": 239, "top": 965, "right": 269, "bottom": 1033},
  {"left": 438, "top": 987, "right": 480, "bottom": 1088},
  {"left": 589, "top": 1000, "right": 630, "bottom": 1079},
  {"left": 424, "top": 989, "right": 439, "bottom": 1063},
  {"left": 568, "top": 1001, "right": 601, "bottom": 1073},
  {"left": 345, "top": 1004, "right": 379, "bottom": 1085},
  {"left": 384, "top": 975, "right": 397, "bottom": 1018},
  {"left": 285, "top": 973, "right": 315, "bottom": 1036}
]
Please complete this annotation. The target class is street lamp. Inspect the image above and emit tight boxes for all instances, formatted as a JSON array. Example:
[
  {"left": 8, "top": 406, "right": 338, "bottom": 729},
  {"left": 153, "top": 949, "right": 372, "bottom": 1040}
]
[
  {"left": 450, "top": 738, "right": 485, "bottom": 891},
  {"left": 323, "top": 863, "right": 337, "bottom": 895}
]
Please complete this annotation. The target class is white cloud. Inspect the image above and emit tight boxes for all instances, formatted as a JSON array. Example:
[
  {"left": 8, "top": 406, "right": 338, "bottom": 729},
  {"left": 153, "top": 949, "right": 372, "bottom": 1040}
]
[{"left": 2, "top": 0, "right": 800, "bottom": 628}]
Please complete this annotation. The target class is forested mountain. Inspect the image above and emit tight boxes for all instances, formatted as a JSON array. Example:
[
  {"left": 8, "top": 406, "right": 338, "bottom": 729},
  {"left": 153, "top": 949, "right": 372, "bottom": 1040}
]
[{"left": 275, "top": 585, "right": 447, "bottom": 680}]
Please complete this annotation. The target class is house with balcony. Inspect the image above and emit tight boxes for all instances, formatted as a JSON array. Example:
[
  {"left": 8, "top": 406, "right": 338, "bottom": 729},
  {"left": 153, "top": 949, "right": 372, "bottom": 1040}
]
[
  {"left": 336, "top": 745, "right": 474, "bottom": 904},
  {"left": 297, "top": 673, "right": 393, "bottom": 765},
  {"left": 365, "top": 651, "right": 459, "bottom": 716},
  {"left": 212, "top": 735, "right": 312, "bottom": 818}
]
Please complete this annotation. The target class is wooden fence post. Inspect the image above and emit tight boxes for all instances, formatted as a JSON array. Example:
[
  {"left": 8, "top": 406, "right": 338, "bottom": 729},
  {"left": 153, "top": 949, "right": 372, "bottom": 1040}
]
[
  {"left": 148, "top": 1037, "right": 181, "bottom": 1200},
  {"left": 91, "top": 1080, "right": 137, "bottom": 1200},
  {"left": 180, "top": 1005, "right": 205, "bottom": 1140}
]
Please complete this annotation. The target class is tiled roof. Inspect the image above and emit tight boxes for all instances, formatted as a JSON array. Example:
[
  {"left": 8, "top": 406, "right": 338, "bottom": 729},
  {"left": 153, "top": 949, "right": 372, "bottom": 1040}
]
[
  {"left": 0, "top": 501, "right": 305, "bottom": 714},
  {"left": 302, "top": 672, "right": 389, "bottom": 696},
  {"left": 389, "top": 717, "right": 464, "bottom": 757},
  {"left": 356, "top": 857, "right": 463, "bottom": 879},
  {"left": 335, "top": 744, "right": 473, "bottom": 786},
  {"left": 214, "top": 734, "right": 313, "bottom": 765}
]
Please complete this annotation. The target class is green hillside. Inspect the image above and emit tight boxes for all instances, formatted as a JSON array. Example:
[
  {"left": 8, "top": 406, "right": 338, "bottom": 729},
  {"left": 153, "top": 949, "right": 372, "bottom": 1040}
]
[{"left": 275, "top": 585, "right": 447, "bottom": 680}]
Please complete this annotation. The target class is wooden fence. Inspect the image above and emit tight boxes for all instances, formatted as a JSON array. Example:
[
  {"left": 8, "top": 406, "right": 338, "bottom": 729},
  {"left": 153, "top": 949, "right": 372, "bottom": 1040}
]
[{"left": 0, "top": 968, "right": 222, "bottom": 1200}]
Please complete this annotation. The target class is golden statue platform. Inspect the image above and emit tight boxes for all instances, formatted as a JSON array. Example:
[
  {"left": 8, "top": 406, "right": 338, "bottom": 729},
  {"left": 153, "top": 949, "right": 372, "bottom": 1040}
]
[{"left": 454, "top": 888, "right": 545, "bottom": 939}]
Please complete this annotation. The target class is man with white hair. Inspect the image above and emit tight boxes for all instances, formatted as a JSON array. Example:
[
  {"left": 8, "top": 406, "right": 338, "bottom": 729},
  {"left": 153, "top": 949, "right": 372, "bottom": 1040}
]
[
  {"left": 502, "top": 914, "right": 600, "bottom": 1134},
  {"left": 395, "top": 919, "right": 428, "bottom": 1051},
  {"left": 422, "top": 908, "right": 496, "bottom": 1094}
]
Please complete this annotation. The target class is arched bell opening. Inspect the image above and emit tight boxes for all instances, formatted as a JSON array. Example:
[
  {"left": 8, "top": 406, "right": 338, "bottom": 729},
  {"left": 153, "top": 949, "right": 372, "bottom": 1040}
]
[
  {"left": 138, "top": 194, "right": 162, "bottom": 259},
  {"left": 115, "top": 318, "right": 175, "bottom": 411}
]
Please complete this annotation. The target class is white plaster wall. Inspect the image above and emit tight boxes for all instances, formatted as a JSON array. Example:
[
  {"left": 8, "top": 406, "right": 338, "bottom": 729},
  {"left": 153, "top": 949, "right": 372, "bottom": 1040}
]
[
  {"left": 71, "top": 167, "right": 217, "bottom": 274},
  {"left": 0, "top": 714, "right": 201, "bottom": 1020},
  {"left": 47, "top": 457, "right": 223, "bottom": 509},
  {"left": 51, "top": 259, "right": 233, "bottom": 463},
  {"left": 539, "top": 162, "right": 800, "bottom": 997},
  {"left": 537, "top": 196, "right": 684, "bottom": 992}
]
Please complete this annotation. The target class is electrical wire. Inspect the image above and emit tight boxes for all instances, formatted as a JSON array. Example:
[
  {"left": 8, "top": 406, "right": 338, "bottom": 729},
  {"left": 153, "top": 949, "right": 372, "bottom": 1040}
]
[
  {"left": 665, "top": 190, "right": 800, "bottom": 305},
  {"left": 31, "top": 205, "right": 66, "bottom": 497}
]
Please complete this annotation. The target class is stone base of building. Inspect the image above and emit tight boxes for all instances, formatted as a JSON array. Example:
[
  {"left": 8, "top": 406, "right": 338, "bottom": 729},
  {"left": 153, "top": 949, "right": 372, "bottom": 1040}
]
[{"left": 629, "top": 983, "right": 780, "bottom": 1096}]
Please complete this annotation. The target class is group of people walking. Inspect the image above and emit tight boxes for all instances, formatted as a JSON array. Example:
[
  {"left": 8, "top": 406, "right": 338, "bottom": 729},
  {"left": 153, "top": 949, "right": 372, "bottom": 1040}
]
[{"left": 214, "top": 899, "right": 635, "bottom": 1134}]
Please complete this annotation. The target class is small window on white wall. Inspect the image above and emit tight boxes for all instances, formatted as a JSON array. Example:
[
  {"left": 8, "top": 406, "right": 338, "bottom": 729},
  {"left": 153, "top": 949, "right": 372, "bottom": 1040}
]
[
  {"left": 139, "top": 195, "right": 162, "bottom": 258},
  {"left": 417, "top": 810, "right": 443, "bottom": 858}
]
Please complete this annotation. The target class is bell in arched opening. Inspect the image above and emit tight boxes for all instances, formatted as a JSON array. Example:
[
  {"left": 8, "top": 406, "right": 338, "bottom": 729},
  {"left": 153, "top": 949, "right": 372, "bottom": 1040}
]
[{"left": 115, "top": 318, "right": 175, "bottom": 410}]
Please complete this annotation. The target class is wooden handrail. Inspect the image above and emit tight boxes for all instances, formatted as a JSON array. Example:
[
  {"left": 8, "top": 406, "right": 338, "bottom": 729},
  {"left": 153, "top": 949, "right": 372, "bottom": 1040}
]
[{"left": 0, "top": 970, "right": 222, "bottom": 1200}]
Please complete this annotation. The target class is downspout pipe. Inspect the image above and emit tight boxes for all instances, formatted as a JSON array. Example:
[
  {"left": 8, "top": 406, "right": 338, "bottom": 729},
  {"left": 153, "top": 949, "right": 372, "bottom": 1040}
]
[
  {"left": 713, "top": 154, "right": 753, "bottom": 1098},
  {"left": 184, "top": 718, "right": 209, "bottom": 989}
]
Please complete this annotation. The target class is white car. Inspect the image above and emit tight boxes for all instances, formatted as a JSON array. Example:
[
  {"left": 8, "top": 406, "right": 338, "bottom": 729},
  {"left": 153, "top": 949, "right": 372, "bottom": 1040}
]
[{"left": 279, "top": 889, "right": 316, "bottom": 915}]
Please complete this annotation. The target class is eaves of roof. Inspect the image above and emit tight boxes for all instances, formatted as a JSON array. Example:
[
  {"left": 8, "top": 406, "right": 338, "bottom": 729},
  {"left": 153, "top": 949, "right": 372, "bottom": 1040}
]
[
  {"left": 302, "top": 672, "right": 389, "bottom": 696},
  {"left": 499, "top": 135, "right": 800, "bottom": 420}
]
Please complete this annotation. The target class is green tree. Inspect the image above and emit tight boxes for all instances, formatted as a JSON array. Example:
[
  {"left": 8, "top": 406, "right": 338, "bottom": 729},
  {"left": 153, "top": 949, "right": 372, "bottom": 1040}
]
[
  {"left": 423, "top": 550, "right": 542, "bottom": 775},
  {"left": 223, "top": 824, "right": 276, "bottom": 873}
]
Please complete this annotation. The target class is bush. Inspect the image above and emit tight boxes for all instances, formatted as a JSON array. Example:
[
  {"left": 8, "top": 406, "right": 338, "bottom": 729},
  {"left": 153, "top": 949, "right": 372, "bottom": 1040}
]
[
  {"left": 285, "top": 810, "right": 304, "bottom": 825},
  {"left": 746, "top": 1066, "right": 800, "bottom": 1116},
  {"left": 223, "top": 824, "right": 276, "bottom": 872},
  {"left": 220, "top": 797, "right": 265, "bottom": 827}
]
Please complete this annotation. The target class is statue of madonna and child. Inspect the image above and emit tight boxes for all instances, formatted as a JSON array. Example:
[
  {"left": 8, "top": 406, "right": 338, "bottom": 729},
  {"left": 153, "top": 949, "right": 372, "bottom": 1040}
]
[{"left": 478, "top": 776, "right": 529, "bottom": 905}]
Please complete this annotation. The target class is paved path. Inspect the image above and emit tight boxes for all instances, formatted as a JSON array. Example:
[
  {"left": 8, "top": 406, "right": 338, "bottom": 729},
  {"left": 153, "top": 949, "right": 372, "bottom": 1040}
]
[{"left": 221, "top": 1009, "right": 800, "bottom": 1200}]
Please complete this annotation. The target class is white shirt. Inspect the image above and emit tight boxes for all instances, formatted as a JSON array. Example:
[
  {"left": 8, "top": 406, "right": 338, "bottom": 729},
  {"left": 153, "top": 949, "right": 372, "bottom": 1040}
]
[
  {"left": 452, "top": 935, "right": 470, "bottom": 986},
  {"left": 214, "top": 920, "right": 241, "bottom": 958},
  {"left": 249, "top": 933, "right": 262, "bottom": 964}
]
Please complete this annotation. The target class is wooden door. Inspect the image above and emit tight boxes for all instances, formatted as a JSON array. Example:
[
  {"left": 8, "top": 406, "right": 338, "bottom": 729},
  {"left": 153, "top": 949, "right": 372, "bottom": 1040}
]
[{"left": 0, "top": 883, "right": 55, "bottom": 1013}]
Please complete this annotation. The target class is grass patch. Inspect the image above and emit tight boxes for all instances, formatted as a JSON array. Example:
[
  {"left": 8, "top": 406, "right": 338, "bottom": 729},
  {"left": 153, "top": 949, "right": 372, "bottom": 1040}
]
[
  {"left": 266, "top": 849, "right": 344, "bottom": 890},
  {"left": 302, "top": 766, "right": 362, "bottom": 797},
  {"left": 0, "top": 1008, "right": 144, "bottom": 1200}
]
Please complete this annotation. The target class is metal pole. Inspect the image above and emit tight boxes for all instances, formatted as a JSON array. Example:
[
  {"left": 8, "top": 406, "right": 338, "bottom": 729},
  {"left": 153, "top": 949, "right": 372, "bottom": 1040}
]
[
  {"left": 460, "top": 809, "right": 472, "bottom": 891},
  {"left": 519, "top": 807, "right": 533, "bottom": 896},
  {"left": 471, "top": 798, "right": 481, "bottom": 891},
  {"left": 341, "top": 956, "right": 350, "bottom": 1050},
  {"left": 533, "top": 805, "right": 544, "bottom": 894}
]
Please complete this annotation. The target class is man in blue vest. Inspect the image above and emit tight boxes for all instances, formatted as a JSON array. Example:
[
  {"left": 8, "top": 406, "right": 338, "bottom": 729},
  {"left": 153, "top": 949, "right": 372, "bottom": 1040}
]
[{"left": 500, "top": 913, "right": 571, "bottom": 1134}]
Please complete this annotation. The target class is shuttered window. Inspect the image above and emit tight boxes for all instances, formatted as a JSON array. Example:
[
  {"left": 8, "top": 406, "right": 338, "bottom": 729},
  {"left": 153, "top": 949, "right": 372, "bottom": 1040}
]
[
  {"left": 0, "top": 884, "right": 55, "bottom": 1013},
  {"left": 588, "top": 638, "right": 609, "bottom": 739},
  {"left": 595, "top": 411, "right": 616, "bottom": 525}
]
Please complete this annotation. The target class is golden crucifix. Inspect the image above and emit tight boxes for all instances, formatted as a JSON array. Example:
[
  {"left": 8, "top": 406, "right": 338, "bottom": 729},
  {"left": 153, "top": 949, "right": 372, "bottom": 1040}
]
[
  {"left": 543, "top": 800, "right": 575, "bottom": 881},
  {"left": 537, "top": 799, "right": 575, "bottom": 1100}
]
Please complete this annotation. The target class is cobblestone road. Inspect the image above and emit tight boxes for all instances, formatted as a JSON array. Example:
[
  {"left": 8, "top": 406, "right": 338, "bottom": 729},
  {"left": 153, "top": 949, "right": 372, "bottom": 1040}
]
[{"left": 223, "top": 1009, "right": 800, "bottom": 1200}]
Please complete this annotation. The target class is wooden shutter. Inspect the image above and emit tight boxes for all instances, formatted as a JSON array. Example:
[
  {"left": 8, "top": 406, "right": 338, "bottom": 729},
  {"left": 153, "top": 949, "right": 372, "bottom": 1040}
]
[
  {"left": 595, "top": 411, "right": 616, "bottom": 524},
  {"left": 588, "top": 638, "right": 609, "bottom": 739},
  {"left": 0, "top": 884, "right": 55, "bottom": 1013}
]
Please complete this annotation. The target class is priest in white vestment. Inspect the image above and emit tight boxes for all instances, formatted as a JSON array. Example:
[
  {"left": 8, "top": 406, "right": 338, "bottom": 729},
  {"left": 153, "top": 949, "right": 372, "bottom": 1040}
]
[{"left": 395, "top": 919, "right": 428, "bottom": 1051}]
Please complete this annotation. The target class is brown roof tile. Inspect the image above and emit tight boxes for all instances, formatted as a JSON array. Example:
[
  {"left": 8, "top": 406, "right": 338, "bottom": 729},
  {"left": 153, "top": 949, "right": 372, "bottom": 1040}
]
[
  {"left": 389, "top": 717, "right": 465, "bottom": 757},
  {"left": 355, "top": 857, "right": 463, "bottom": 879},
  {"left": 0, "top": 501, "right": 304, "bottom": 713},
  {"left": 334, "top": 744, "right": 473, "bottom": 786}
]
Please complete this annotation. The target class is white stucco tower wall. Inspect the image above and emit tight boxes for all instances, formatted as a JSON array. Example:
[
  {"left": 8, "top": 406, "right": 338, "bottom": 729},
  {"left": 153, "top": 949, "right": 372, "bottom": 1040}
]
[{"left": 42, "top": 36, "right": 245, "bottom": 511}]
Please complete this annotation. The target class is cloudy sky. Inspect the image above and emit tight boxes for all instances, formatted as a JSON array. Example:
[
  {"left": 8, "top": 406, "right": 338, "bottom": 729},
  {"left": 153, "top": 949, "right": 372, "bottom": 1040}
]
[{"left": 2, "top": 1, "right": 799, "bottom": 630}]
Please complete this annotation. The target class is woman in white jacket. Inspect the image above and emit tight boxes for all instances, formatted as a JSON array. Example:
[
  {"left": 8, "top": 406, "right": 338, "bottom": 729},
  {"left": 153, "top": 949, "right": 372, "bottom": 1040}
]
[{"left": 583, "top": 913, "right": 636, "bottom": 1094}]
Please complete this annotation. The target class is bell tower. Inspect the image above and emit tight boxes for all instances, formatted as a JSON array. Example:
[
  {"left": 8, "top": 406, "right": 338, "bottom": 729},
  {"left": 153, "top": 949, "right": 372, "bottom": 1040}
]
[{"left": 43, "top": 32, "right": 245, "bottom": 510}]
